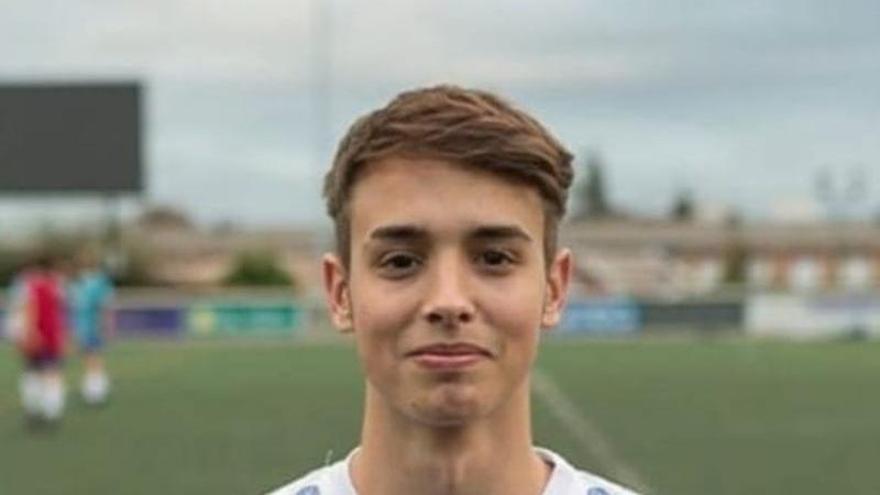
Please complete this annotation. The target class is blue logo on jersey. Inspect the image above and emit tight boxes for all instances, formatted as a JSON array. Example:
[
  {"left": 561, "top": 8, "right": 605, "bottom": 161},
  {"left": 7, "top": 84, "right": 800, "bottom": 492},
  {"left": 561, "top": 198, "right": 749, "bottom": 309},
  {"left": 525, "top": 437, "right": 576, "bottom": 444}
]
[
  {"left": 296, "top": 486, "right": 320, "bottom": 495},
  {"left": 587, "top": 488, "right": 610, "bottom": 495}
]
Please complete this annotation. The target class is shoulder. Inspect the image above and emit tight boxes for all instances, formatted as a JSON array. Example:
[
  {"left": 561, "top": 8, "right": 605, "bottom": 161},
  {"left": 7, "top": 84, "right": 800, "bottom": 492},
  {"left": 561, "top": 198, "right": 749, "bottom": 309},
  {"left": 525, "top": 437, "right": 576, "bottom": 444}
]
[
  {"left": 264, "top": 459, "right": 350, "bottom": 495},
  {"left": 264, "top": 466, "right": 328, "bottom": 495},
  {"left": 574, "top": 471, "right": 641, "bottom": 495},
  {"left": 538, "top": 448, "right": 642, "bottom": 495}
]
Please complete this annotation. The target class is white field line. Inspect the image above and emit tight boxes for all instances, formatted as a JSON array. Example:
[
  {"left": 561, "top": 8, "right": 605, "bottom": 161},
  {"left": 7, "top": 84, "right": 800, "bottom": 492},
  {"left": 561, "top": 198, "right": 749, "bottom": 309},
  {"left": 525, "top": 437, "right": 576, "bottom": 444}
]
[{"left": 532, "top": 368, "right": 652, "bottom": 493}]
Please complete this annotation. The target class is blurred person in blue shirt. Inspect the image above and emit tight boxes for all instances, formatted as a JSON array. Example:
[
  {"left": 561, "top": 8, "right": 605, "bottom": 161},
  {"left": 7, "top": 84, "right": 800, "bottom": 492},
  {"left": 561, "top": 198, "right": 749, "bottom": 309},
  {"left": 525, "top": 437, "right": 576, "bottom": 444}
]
[{"left": 69, "top": 247, "right": 115, "bottom": 405}]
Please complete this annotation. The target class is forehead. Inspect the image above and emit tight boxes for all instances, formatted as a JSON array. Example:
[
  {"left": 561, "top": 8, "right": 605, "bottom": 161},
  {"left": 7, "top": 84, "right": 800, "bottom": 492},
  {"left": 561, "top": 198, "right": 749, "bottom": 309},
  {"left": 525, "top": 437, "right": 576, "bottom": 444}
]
[{"left": 348, "top": 157, "right": 545, "bottom": 242}]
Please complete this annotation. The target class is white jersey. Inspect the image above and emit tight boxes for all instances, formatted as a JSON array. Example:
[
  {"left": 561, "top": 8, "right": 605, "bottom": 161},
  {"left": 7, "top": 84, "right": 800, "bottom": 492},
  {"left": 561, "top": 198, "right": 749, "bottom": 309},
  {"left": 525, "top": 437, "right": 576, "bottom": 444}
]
[{"left": 266, "top": 447, "right": 639, "bottom": 495}]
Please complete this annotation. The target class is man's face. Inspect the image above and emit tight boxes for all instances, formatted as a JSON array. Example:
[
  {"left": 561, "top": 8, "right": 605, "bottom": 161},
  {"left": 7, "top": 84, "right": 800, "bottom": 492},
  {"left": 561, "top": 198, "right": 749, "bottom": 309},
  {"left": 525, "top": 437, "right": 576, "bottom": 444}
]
[{"left": 323, "top": 157, "right": 571, "bottom": 426}]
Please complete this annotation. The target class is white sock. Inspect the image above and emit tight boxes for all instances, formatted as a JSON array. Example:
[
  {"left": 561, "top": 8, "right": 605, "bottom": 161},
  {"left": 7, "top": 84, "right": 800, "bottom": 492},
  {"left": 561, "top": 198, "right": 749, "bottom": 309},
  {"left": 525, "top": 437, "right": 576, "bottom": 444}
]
[
  {"left": 19, "top": 372, "right": 42, "bottom": 416},
  {"left": 82, "top": 371, "right": 110, "bottom": 404},
  {"left": 41, "top": 378, "right": 66, "bottom": 421}
]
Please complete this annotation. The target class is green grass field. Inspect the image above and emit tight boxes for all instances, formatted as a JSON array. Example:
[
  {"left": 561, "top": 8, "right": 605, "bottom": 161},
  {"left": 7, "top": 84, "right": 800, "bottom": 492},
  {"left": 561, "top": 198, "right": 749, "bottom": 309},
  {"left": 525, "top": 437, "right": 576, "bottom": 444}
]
[{"left": 1, "top": 338, "right": 879, "bottom": 494}]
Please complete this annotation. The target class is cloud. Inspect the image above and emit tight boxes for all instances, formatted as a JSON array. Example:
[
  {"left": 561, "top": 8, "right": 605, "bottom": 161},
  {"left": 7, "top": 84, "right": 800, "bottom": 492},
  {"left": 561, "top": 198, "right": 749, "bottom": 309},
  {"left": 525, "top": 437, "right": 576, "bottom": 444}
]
[
  {"left": 3, "top": 0, "right": 311, "bottom": 84},
  {"left": 2, "top": 0, "right": 879, "bottom": 227}
]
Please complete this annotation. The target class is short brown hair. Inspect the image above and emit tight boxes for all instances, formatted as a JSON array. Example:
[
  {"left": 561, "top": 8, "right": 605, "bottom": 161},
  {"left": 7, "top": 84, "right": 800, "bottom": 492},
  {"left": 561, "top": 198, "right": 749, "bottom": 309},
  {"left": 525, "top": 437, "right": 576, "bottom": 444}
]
[{"left": 324, "top": 85, "right": 573, "bottom": 266}]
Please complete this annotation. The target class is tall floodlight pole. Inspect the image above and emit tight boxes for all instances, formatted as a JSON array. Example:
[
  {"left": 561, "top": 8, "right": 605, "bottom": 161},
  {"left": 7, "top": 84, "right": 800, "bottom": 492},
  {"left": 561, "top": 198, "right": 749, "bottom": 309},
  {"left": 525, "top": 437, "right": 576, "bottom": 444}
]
[
  {"left": 309, "top": 0, "right": 334, "bottom": 296},
  {"left": 311, "top": 0, "right": 332, "bottom": 169}
]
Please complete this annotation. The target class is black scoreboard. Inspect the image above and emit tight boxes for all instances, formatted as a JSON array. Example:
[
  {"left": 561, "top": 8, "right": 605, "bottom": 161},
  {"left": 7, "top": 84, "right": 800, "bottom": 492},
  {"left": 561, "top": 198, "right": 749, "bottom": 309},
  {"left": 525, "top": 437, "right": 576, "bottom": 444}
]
[{"left": 0, "top": 82, "right": 143, "bottom": 193}]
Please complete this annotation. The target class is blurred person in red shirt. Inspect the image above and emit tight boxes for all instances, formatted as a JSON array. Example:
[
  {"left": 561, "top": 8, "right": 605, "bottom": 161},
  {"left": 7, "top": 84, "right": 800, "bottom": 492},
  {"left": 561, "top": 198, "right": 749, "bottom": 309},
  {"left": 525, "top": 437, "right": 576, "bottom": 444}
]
[{"left": 7, "top": 254, "right": 69, "bottom": 426}]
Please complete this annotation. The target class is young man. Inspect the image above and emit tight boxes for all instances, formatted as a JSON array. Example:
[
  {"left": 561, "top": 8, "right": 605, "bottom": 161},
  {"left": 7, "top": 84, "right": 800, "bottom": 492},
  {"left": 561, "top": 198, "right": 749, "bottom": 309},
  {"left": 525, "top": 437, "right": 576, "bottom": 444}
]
[
  {"left": 269, "top": 86, "right": 639, "bottom": 495},
  {"left": 69, "top": 247, "right": 114, "bottom": 405}
]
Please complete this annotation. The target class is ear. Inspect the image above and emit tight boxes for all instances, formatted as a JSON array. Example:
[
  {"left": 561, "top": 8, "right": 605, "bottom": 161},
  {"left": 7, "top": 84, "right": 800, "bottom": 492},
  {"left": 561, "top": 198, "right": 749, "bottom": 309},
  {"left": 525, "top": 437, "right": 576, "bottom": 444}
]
[
  {"left": 322, "top": 253, "right": 353, "bottom": 332},
  {"left": 541, "top": 248, "right": 572, "bottom": 329}
]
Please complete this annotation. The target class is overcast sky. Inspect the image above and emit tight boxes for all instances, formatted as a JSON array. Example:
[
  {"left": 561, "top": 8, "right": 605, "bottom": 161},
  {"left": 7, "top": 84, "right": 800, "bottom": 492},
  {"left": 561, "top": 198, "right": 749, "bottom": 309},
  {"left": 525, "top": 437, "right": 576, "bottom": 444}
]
[{"left": 2, "top": 0, "right": 879, "bottom": 231}]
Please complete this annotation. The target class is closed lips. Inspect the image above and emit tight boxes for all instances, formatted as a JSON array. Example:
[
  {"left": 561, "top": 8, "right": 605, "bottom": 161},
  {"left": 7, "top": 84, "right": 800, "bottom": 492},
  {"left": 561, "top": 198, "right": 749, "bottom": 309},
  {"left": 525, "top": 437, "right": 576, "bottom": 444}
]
[{"left": 406, "top": 343, "right": 493, "bottom": 358}]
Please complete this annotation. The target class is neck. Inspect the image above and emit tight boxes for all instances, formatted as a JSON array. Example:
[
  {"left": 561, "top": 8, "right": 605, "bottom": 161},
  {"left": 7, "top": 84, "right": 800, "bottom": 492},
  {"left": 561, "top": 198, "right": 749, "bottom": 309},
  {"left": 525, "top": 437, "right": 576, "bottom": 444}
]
[{"left": 351, "top": 379, "right": 550, "bottom": 495}]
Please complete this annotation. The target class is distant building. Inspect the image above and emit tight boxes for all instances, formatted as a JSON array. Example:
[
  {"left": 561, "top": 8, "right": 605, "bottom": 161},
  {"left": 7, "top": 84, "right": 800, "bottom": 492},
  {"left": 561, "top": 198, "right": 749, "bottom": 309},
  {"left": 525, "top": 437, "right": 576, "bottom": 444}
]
[
  {"left": 124, "top": 226, "right": 324, "bottom": 292},
  {"left": 769, "top": 197, "right": 825, "bottom": 223},
  {"left": 563, "top": 220, "right": 880, "bottom": 297},
  {"left": 121, "top": 220, "right": 880, "bottom": 298}
]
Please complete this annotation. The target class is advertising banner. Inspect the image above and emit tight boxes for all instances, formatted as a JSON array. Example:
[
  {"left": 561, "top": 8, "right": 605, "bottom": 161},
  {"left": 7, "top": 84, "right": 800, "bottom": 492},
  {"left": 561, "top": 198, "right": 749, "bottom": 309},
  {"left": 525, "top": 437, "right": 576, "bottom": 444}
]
[
  {"left": 640, "top": 301, "right": 744, "bottom": 332},
  {"left": 746, "top": 293, "right": 880, "bottom": 339},
  {"left": 115, "top": 306, "right": 186, "bottom": 338},
  {"left": 188, "top": 302, "right": 303, "bottom": 337},
  {"left": 557, "top": 298, "right": 641, "bottom": 336}
]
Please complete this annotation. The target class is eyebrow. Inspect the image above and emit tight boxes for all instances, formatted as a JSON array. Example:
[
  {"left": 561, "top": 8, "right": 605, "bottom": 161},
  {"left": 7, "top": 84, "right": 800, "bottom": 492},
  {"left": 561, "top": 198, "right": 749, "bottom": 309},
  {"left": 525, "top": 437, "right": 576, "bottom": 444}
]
[
  {"left": 368, "top": 224, "right": 429, "bottom": 242},
  {"left": 367, "top": 224, "right": 532, "bottom": 243},
  {"left": 469, "top": 225, "right": 533, "bottom": 243}
]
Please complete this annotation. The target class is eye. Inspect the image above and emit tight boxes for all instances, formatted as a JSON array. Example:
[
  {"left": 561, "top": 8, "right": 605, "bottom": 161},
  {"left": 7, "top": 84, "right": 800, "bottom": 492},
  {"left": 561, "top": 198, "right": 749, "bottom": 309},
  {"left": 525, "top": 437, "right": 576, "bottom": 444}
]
[
  {"left": 378, "top": 252, "right": 422, "bottom": 278},
  {"left": 476, "top": 249, "right": 516, "bottom": 271}
]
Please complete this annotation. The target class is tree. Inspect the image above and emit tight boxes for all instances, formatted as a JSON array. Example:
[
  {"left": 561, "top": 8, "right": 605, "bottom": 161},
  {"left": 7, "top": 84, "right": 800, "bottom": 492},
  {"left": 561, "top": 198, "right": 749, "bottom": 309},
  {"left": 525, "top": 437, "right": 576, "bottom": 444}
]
[
  {"left": 223, "top": 251, "right": 294, "bottom": 287},
  {"left": 136, "top": 205, "right": 194, "bottom": 231},
  {"left": 670, "top": 188, "right": 695, "bottom": 222},
  {"left": 722, "top": 213, "right": 748, "bottom": 287},
  {"left": 573, "top": 151, "right": 611, "bottom": 220},
  {"left": 722, "top": 242, "right": 748, "bottom": 285},
  {"left": 111, "top": 240, "right": 160, "bottom": 287},
  {"left": 0, "top": 247, "right": 26, "bottom": 286}
]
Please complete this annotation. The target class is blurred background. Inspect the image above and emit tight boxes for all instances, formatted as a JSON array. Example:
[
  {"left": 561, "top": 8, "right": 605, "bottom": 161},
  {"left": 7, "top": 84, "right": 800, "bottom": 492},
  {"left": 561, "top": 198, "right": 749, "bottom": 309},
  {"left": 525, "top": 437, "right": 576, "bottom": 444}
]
[{"left": 1, "top": 1, "right": 879, "bottom": 494}]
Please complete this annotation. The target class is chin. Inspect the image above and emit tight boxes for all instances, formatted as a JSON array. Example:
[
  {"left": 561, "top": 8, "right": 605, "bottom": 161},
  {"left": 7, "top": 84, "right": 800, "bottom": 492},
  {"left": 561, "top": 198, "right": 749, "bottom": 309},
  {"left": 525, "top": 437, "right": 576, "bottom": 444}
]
[
  {"left": 414, "top": 407, "right": 480, "bottom": 428},
  {"left": 409, "top": 383, "right": 489, "bottom": 426}
]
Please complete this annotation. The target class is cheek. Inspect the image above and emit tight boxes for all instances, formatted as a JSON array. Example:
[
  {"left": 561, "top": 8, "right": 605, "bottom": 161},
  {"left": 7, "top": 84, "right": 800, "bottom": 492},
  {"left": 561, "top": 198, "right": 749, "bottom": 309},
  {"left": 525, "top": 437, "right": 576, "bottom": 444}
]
[
  {"left": 481, "top": 275, "right": 546, "bottom": 348},
  {"left": 350, "top": 280, "right": 420, "bottom": 335},
  {"left": 349, "top": 280, "right": 420, "bottom": 370}
]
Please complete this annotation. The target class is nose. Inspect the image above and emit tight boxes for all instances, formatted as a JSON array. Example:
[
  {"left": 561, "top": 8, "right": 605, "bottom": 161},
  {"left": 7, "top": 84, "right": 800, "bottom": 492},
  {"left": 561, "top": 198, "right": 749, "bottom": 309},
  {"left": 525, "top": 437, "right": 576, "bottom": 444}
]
[{"left": 422, "top": 253, "right": 475, "bottom": 328}]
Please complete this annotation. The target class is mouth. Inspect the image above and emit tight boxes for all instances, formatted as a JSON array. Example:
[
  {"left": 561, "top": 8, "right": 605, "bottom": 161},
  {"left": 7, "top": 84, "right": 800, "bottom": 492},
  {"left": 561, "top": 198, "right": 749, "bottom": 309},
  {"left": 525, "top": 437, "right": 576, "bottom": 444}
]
[{"left": 405, "top": 343, "right": 493, "bottom": 370}]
